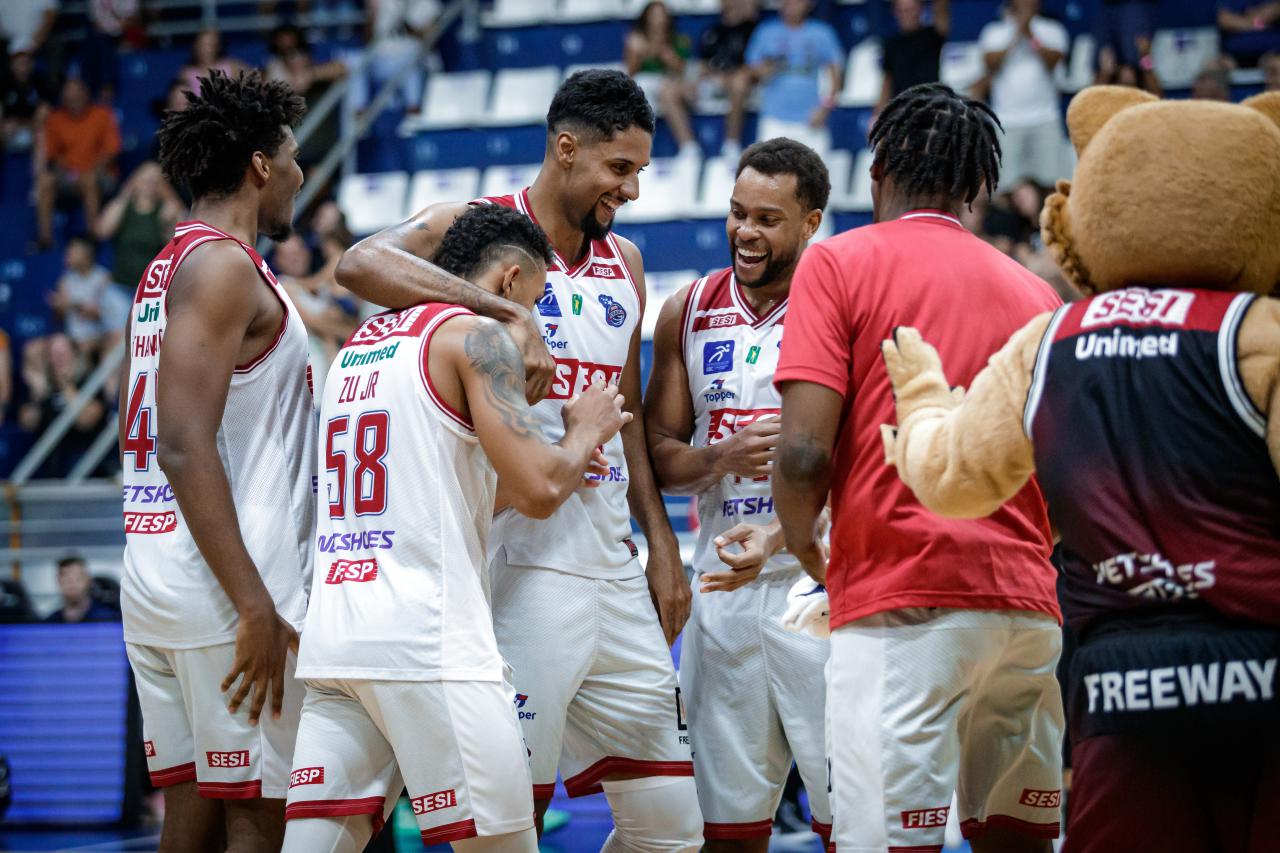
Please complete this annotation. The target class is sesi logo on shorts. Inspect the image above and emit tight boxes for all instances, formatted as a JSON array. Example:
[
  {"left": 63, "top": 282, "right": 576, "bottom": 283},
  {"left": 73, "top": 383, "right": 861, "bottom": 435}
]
[
  {"left": 207, "top": 750, "right": 250, "bottom": 768},
  {"left": 1019, "top": 788, "right": 1062, "bottom": 808},
  {"left": 411, "top": 789, "right": 458, "bottom": 815},
  {"left": 290, "top": 767, "right": 325, "bottom": 788},
  {"left": 144, "top": 741, "right": 156, "bottom": 758},
  {"left": 124, "top": 511, "right": 177, "bottom": 534},
  {"left": 325, "top": 558, "right": 379, "bottom": 584},
  {"left": 901, "top": 806, "right": 950, "bottom": 829}
]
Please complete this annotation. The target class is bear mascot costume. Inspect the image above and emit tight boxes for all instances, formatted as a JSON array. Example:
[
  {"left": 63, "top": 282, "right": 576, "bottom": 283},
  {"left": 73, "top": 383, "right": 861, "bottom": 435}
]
[{"left": 880, "top": 86, "right": 1280, "bottom": 852}]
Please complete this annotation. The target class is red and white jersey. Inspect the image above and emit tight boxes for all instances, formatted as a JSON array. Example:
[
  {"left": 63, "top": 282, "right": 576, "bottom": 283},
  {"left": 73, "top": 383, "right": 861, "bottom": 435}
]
[
  {"left": 478, "top": 189, "right": 642, "bottom": 578},
  {"left": 681, "top": 268, "right": 795, "bottom": 577},
  {"left": 297, "top": 303, "right": 504, "bottom": 681},
  {"left": 121, "top": 221, "right": 316, "bottom": 649}
]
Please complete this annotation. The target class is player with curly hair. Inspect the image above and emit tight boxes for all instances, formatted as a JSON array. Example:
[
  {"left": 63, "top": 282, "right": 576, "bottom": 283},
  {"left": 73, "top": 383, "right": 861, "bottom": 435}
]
[{"left": 120, "top": 69, "right": 313, "bottom": 852}]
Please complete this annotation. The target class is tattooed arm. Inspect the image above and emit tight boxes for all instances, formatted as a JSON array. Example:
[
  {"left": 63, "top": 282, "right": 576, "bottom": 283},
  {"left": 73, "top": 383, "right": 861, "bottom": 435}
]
[
  {"left": 774, "top": 381, "right": 843, "bottom": 583},
  {"left": 336, "top": 201, "right": 555, "bottom": 401},
  {"left": 431, "top": 315, "right": 631, "bottom": 519}
]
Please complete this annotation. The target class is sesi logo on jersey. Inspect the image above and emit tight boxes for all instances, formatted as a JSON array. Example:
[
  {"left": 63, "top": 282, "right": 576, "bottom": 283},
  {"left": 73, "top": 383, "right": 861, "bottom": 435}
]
[
  {"left": 207, "top": 750, "right": 250, "bottom": 768},
  {"left": 1080, "top": 287, "right": 1195, "bottom": 329},
  {"left": 124, "top": 511, "right": 177, "bottom": 534},
  {"left": 138, "top": 258, "right": 172, "bottom": 298},
  {"left": 546, "top": 358, "right": 624, "bottom": 400},
  {"left": 705, "top": 407, "right": 780, "bottom": 445},
  {"left": 325, "top": 558, "right": 379, "bottom": 584},
  {"left": 411, "top": 789, "right": 458, "bottom": 815}
]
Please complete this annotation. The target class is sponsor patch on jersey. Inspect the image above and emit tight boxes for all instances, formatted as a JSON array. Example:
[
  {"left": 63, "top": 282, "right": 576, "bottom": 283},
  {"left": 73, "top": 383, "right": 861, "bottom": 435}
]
[
  {"left": 135, "top": 300, "right": 160, "bottom": 324},
  {"left": 546, "top": 357, "right": 624, "bottom": 400},
  {"left": 317, "top": 530, "right": 396, "bottom": 553},
  {"left": 702, "top": 341, "right": 735, "bottom": 374},
  {"left": 122, "top": 484, "right": 175, "bottom": 505},
  {"left": 290, "top": 767, "right": 325, "bottom": 788},
  {"left": 325, "top": 558, "right": 379, "bottom": 584},
  {"left": 144, "top": 740, "right": 156, "bottom": 758},
  {"left": 206, "top": 750, "right": 251, "bottom": 768},
  {"left": 693, "top": 310, "right": 742, "bottom": 332},
  {"left": 705, "top": 407, "right": 779, "bottom": 445},
  {"left": 571, "top": 293, "right": 583, "bottom": 315},
  {"left": 746, "top": 345, "right": 761, "bottom": 365},
  {"left": 703, "top": 377, "right": 736, "bottom": 403},
  {"left": 542, "top": 323, "right": 569, "bottom": 350},
  {"left": 513, "top": 693, "right": 535, "bottom": 719},
  {"left": 722, "top": 496, "right": 774, "bottom": 517},
  {"left": 537, "top": 282, "right": 561, "bottom": 317},
  {"left": 124, "top": 511, "right": 177, "bottom": 535},
  {"left": 1019, "top": 789, "right": 1061, "bottom": 808},
  {"left": 901, "top": 806, "right": 949, "bottom": 829},
  {"left": 139, "top": 258, "right": 172, "bottom": 298},
  {"left": 1080, "top": 288, "right": 1194, "bottom": 329},
  {"left": 411, "top": 789, "right": 458, "bottom": 815},
  {"left": 598, "top": 294, "right": 628, "bottom": 328}
]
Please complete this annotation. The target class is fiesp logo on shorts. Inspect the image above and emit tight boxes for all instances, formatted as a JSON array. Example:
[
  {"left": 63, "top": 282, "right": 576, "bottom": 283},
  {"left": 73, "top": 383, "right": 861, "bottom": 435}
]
[
  {"left": 207, "top": 750, "right": 250, "bottom": 768},
  {"left": 1020, "top": 788, "right": 1062, "bottom": 808},
  {"left": 124, "top": 511, "right": 177, "bottom": 534},
  {"left": 290, "top": 767, "right": 325, "bottom": 788},
  {"left": 901, "top": 806, "right": 949, "bottom": 829},
  {"left": 144, "top": 741, "right": 156, "bottom": 758},
  {"left": 411, "top": 789, "right": 457, "bottom": 815},
  {"left": 325, "top": 558, "right": 379, "bottom": 584}
]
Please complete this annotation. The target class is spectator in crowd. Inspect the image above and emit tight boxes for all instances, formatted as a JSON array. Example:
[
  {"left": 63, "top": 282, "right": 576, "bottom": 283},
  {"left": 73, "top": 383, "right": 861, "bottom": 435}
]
[
  {"left": 1191, "top": 62, "right": 1233, "bottom": 100},
  {"left": 625, "top": 2, "right": 697, "bottom": 159},
  {"left": 1096, "top": 0, "right": 1156, "bottom": 72},
  {"left": 95, "top": 161, "right": 184, "bottom": 300},
  {"left": 979, "top": 0, "right": 1067, "bottom": 189},
  {"left": 1095, "top": 33, "right": 1161, "bottom": 94},
  {"left": 266, "top": 23, "right": 347, "bottom": 167},
  {"left": 1263, "top": 50, "right": 1280, "bottom": 89},
  {"left": 0, "top": 578, "right": 36, "bottom": 624},
  {"left": 877, "top": 0, "right": 950, "bottom": 113},
  {"left": 34, "top": 78, "right": 122, "bottom": 249},
  {"left": 982, "top": 178, "right": 1045, "bottom": 256},
  {"left": 351, "top": 0, "right": 443, "bottom": 115},
  {"left": 0, "top": 0, "right": 57, "bottom": 56},
  {"left": 43, "top": 556, "right": 120, "bottom": 623},
  {"left": 18, "top": 334, "right": 108, "bottom": 476},
  {"left": 746, "top": 0, "right": 844, "bottom": 155},
  {"left": 50, "top": 234, "right": 125, "bottom": 361},
  {"left": 80, "top": 0, "right": 141, "bottom": 100},
  {"left": 0, "top": 329, "right": 11, "bottom": 424},
  {"left": 1218, "top": 1, "right": 1280, "bottom": 67},
  {"left": 691, "top": 0, "right": 758, "bottom": 160},
  {"left": 177, "top": 28, "right": 249, "bottom": 96},
  {"left": 273, "top": 233, "right": 359, "bottom": 392},
  {"left": 0, "top": 49, "right": 54, "bottom": 151}
]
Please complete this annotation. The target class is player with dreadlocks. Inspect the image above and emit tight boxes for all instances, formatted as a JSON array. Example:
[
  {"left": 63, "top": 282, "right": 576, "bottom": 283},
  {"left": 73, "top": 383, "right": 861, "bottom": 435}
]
[
  {"left": 772, "top": 82, "right": 1066, "bottom": 852},
  {"left": 120, "top": 69, "right": 313, "bottom": 852}
]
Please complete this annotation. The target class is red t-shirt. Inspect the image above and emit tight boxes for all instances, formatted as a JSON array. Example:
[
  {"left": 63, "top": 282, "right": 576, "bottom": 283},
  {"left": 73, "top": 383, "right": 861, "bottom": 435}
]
[{"left": 775, "top": 210, "right": 1062, "bottom": 630}]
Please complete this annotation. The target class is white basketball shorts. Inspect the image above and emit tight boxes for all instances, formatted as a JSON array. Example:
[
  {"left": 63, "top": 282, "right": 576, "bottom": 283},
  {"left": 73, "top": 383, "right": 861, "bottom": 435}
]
[
  {"left": 681, "top": 570, "right": 831, "bottom": 841},
  {"left": 827, "top": 607, "right": 1064, "bottom": 852},
  {"left": 126, "top": 641, "right": 303, "bottom": 799},
  {"left": 284, "top": 678, "right": 534, "bottom": 845}
]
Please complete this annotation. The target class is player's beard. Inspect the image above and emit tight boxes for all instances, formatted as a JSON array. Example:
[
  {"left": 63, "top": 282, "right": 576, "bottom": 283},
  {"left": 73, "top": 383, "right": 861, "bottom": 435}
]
[
  {"left": 731, "top": 243, "right": 798, "bottom": 290},
  {"left": 264, "top": 217, "right": 294, "bottom": 244},
  {"left": 580, "top": 206, "right": 614, "bottom": 241}
]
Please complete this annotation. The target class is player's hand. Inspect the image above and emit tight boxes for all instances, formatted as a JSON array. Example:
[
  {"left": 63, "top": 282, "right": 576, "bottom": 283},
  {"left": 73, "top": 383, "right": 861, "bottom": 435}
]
[
  {"left": 700, "top": 522, "right": 783, "bottom": 593},
  {"left": 646, "top": 545, "right": 691, "bottom": 646},
  {"left": 222, "top": 607, "right": 299, "bottom": 726},
  {"left": 562, "top": 381, "right": 632, "bottom": 446},
  {"left": 881, "top": 327, "right": 956, "bottom": 422},
  {"left": 503, "top": 309, "right": 555, "bottom": 404},
  {"left": 713, "top": 416, "right": 780, "bottom": 480},
  {"left": 580, "top": 447, "right": 609, "bottom": 489}
]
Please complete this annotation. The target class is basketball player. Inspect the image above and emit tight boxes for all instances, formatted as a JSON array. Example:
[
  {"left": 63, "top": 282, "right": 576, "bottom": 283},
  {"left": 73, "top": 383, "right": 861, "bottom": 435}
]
[
  {"left": 281, "top": 205, "right": 630, "bottom": 852},
  {"left": 333, "top": 70, "right": 702, "bottom": 850},
  {"left": 645, "top": 138, "right": 832, "bottom": 849},
  {"left": 120, "top": 70, "right": 311, "bottom": 852},
  {"left": 773, "top": 83, "right": 1065, "bottom": 853}
]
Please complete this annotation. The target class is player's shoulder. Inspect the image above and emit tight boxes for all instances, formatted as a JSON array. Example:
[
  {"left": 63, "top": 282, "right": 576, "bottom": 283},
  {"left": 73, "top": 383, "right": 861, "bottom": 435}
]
[{"left": 168, "top": 237, "right": 259, "bottom": 300}]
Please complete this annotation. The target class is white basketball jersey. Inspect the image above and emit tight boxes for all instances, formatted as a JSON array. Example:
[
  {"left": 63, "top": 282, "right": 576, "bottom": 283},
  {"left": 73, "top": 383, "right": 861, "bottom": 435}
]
[
  {"left": 682, "top": 268, "right": 798, "bottom": 578},
  {"left": 479, "top": 189, "right": 643, "bottom": 579},
  {"left": 296, "top": 303, "right": 504, "bottom": 682},
  {"left": 121, "top": 221, "right": 316, "bottom": 649}
]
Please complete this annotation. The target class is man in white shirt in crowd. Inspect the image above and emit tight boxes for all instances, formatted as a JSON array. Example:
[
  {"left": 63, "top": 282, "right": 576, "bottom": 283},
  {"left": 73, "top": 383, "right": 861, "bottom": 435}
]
[{"left": 979, "top": 0, "right": 1068, "bottom": 189}]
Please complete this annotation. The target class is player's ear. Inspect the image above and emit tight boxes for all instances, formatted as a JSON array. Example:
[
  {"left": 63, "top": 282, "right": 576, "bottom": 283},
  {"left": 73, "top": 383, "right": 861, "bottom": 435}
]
[
  {"left": 803, "top": 208, "right": 823, "bottom": 242},
  {"left": 554, "top": 131, "right": 577, "bottom": 168},
  {"left": 499, "top": 263, "right": 521, "bottom": 298}
]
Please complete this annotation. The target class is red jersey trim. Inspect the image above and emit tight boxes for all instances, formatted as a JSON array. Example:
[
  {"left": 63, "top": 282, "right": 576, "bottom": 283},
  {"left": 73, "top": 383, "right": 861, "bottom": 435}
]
[
  {"left": 773, "top": 364, "right": 848, "bottom": 398},
  {"left": 730, "top": 273, "right": 788, "bottom": 329},
  {"left": 285, "top": 796, "right": 386, "bottom": 822},
  {"left": 704, "top": 819, "right": 774, "bottom": 839},
  {"left": 959, "top": 815, "right": 1060, "bottom": 840},
  {"left": 421, "top": 818, "right": 478, "bottom": 844},
  {"left": 148, "top": 761, "right": 197, "bottom": 787},
  {"left": 829, "top": 590, "right": 1061, "bottom": 632},
  {"left": 680, "top": 275, "right": 707, "bottom": 345},
  {"left": 416, "top": 306, "right": 477, "bottom": 431},
  {"left": 561, "top": 757, "right": 694, "bottom": 798},
  {"left": 197, "top": 779, "right": 263, "bottom": 800},
  {"left": 606, "top": 232, "right": 643, "bottom": 307},
  {"left": 532, "top": 782, "right": 557, "bottom": 800}
]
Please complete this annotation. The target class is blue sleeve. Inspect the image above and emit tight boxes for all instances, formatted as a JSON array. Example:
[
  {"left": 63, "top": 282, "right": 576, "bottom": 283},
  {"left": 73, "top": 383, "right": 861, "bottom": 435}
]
[
  {"left": 818, "top": 24, "right": 844, "bottom": 65},
  {"left": 745, "top": 22, "right": 776, "bottom": 65}
]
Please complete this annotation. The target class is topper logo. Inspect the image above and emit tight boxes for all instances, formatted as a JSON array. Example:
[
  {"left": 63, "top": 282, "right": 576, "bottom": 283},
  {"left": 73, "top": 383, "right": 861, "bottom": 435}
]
[
  {"left": 411, "top": 789, "right": 457, "bottom": 815},
  {"left": 325, "top": 558, "right": 379, "bottom": 584},
  {"left": 124, "top": 511, "right": 177, "bottom": 534},
  {"left": 290, "top": 767, "right": 325, "bottom": 788}
]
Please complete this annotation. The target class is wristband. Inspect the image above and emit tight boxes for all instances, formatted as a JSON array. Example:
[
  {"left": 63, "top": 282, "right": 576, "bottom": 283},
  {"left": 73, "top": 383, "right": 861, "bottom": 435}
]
[{"left": 1139, "top": 54, "right": 1154, "bottom": 71}]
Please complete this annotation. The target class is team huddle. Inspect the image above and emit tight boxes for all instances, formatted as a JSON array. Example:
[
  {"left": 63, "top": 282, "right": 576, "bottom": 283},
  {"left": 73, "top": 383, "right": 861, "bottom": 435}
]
[{"left": 115, "top": 65, "right": 1279, "bottom": 853}]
